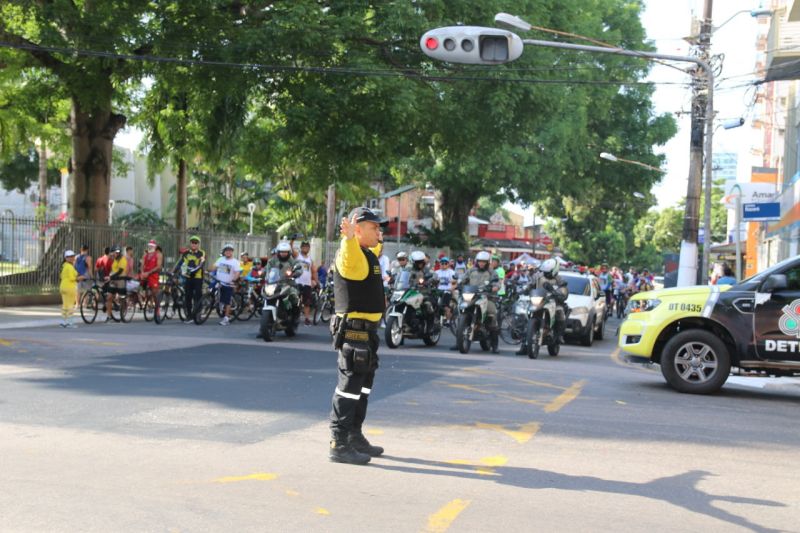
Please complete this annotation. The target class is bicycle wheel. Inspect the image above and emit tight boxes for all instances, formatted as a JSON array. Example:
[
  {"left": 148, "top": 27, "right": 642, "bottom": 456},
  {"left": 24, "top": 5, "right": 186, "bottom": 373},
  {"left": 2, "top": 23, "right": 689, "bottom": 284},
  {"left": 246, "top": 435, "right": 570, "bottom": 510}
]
[
  {"left": 500, "top": 314, "right": 523, "bottom": 345},
  {"left": 238, "top": 292, "right": 258, "bottom": 321},
  {"left": 313, "top": 295, "right": 325, "bottom": 324},
  {"left": 194, "top": 292, "right": 214, "bottom": 325},
  {"left": 120, "top": 296, "right": 135, "bottom": 323},
  {"left": 80, "top": 290, "right": 99, "bottom": 324},
  {"left": 143, "top": 293, "right": 156, "bottom": 322},
  {"left": 320, "top": 298, "right": 333, "bottom": 324},
  {"left": 170, "top": 286, "right": 185, "bottom": 321},
  {"left": 229, "top": 292, "right": 244, "bottom": 321},
  {"left": 154, "top": 292, "right": 167, "bottom": 324}
]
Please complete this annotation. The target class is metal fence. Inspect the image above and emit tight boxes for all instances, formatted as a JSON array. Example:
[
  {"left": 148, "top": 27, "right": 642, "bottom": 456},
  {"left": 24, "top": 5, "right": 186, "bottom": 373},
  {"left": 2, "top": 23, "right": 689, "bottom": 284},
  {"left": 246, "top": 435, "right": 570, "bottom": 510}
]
[{"left": 0, "top": 216, "right": 273, "bottom": 296}]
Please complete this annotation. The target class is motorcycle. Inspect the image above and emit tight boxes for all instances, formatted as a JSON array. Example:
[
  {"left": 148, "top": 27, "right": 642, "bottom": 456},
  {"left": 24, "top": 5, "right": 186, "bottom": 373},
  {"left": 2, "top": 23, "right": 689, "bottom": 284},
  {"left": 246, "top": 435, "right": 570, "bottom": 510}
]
[
  {"left": 523, "top": 286, "right": 562, "bottom": 359},
  {"left": 385, "top": 270, "right": 442, "bottom": 348},
  {"left": 259, "top": 264, "right": 302, "bottom": 342},
  {"left": 455, "top": 282, "right": 496, "bottom": 354}
]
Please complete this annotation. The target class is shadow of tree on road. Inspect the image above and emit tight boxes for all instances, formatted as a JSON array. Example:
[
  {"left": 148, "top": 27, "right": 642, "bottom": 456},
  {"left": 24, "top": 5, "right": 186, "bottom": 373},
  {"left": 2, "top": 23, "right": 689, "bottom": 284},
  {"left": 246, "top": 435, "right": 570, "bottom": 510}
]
[{"left": 376, "top": 456, "right": 786, "bottom": 533}]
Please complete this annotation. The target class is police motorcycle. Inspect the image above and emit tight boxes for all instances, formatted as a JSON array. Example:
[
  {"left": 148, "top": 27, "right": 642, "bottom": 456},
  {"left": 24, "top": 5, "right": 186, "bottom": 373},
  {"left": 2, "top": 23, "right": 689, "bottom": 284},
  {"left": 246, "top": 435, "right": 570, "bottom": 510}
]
[
  {"left": 385, "top": 270, "right": 442, "bottom": 348},
  {"left": 521, "top": 284, "right": 562, "bottom": 358},
  {"left": 259, "top": 263, "right": 303, "bottom": 342},
  {"left": 455, "top": 280, "right": 496, "bottom": 354}
]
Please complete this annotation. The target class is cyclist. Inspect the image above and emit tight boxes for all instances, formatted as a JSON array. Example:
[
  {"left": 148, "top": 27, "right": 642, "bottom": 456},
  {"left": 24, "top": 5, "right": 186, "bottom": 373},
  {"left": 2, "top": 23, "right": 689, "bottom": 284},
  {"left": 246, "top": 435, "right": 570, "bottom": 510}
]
[
  {"left": 267, "top": 242, "right": 300, "bottom": 312},
  {"left": 103, "top": 245, "right": 127, "bottom": 323},
  {"left": 140, "top": 240, "right": 163, "bottom": 317},
  {"left": 293, "top": 240, "right": 318, "bottom": 326},
  {"left": 74, "top": 244, "right": 93, "bottom": 307},
  {"left": 240, "top": 252, "right": 254, "bottom": 278},
  {"left": 209, "top": 243, "right": 241, "bottom": 325},
  {"left": 175, "top": 235, "right": 205, "bottom": 323}
]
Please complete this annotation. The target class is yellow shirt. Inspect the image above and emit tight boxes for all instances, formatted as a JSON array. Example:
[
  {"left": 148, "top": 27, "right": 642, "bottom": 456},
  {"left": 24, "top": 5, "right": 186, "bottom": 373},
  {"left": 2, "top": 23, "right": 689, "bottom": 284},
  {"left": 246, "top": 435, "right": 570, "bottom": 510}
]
[
  {"left": 110, "top": 256, "right": 128, "bottom": 278},
  {"left": 60, "top": 261, "right": 78, "bottom": 290},
  {"left": 335, "top": 237, "right": 383, "bottom": 322},
  {"left": 240, "top": 260, "right": 253, "bottom": 278}
]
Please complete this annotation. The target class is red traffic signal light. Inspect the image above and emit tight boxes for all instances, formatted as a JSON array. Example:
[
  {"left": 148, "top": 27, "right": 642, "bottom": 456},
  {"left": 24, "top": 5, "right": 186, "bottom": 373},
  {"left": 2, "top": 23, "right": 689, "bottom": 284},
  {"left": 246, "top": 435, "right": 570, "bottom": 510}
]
[{"left": 420, "top": 26, "right": 523, "bottom": 65}]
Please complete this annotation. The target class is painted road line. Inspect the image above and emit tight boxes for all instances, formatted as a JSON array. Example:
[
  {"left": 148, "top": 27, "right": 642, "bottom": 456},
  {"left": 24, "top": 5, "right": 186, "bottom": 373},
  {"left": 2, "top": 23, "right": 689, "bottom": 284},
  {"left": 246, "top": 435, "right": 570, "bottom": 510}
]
[
  {"left": 425, "top": 499, "right": 472, "bottom": 533},
  {"left": 462, "top": 368, "right": 566, "bottom": 390},
  {"left": 470, "top": 422, "right": 541, "bottom": 444},
  {"left": 446, "top": 455, "right": 508, "bottom": 476},
  {"left": 441, "top": 383, "right": 494, "bottom": 395},
  {"left": 214, "top": 472, "right": 278, "bottom": 483},
  {"left": 0, "top": 338, "right": 14, "bottom": 347},
  {"left": 543, "top": 380, "right": 586, "bottom": 413},
  {"left": 314, "top": 508, "right": 330, "bottom": 516}
]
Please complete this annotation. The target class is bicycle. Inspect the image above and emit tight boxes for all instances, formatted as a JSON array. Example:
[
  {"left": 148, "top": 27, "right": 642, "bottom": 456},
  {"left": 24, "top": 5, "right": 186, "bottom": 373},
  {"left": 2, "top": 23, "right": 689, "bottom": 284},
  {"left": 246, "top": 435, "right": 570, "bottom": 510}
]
[
  {"left": 158, "top": 271, "right": 186, "bottom": 322},
  {"left": 193, "top": 274, "right": 243, "bottom": 325},
  {"left": 236, "top": 276, "right": 262, "bottom": 322},
  {"left": 314, "top": 281, "right": 335, "bottom": 324},
  {"left": 79, "top": 276, "right": 107, "bottom": 324}
]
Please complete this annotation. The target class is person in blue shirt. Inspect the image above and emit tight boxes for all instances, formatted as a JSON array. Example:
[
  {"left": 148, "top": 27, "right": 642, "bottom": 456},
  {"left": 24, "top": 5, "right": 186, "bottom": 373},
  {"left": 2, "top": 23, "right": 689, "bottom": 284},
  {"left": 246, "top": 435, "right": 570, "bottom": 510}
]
[{"left": 716, "top": 264, "right": 737, "bottom": 285}]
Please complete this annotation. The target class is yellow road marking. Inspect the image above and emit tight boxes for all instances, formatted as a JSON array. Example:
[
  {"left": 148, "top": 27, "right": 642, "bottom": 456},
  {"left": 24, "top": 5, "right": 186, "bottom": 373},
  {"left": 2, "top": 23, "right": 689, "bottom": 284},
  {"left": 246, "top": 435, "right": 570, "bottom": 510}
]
[
  {"left": 0, "top": 338, "right": 14, "bottom": 347},
  {"left": 446, "top": 455, "right": 507, "bottom": 476},
  {"left": 286, "top": 489, "right": 300, "bottom": 497},
  {"left": 543, "top": 380, "right": 586, "bottom": 413},
  {"left": 406, "top": 401, "right": 420, "bottom": 406},
  {"left": 496, "top": 393, "right": 547, "bottom": 406},
  {"left": 443, "top": 383, "right": 493, "bottom": 395},
  {"left": 453, "top": 400, "right": 477, "bottom": 404},
  {"left": 471, "top": 422, "right": 541, "bottom": 444},
  {"left": 214, "top": 472, "right": 278, "bottom": 483},
  {"left": 616, "top": 400, "right": 627, "bottom": 405},
  {"left": 462, "top": 368, "right": 567, "bottom": 390},
  {"left": 365, "top": 429, "right": 384, "bottom": 435},
  {"left": 610, "top": 346, "right": 626, "bottom": 367},
  {"left": 611, "top": 346, "right": 658, "bottom": 373},
  {"left": 314, "top": 508, "right": 330, "bottom": 516},
  {"left": 425, "top": 499, "right": 471, "bottom": 533}
]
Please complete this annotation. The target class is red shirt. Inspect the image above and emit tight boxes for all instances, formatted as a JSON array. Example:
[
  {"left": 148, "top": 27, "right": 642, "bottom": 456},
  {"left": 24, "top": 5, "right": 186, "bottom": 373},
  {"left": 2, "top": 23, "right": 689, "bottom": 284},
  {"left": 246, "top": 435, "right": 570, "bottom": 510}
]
[{"left": 95, "top": 256, "right": 111, "bottom": 278}]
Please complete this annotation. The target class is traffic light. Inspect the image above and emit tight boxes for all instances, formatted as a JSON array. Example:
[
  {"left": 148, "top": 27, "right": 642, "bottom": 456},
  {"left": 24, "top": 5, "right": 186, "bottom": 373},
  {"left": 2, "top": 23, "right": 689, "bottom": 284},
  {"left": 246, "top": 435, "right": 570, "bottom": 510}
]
[{"left": 420, "top": 26, "right": 523, "bottom": 65}]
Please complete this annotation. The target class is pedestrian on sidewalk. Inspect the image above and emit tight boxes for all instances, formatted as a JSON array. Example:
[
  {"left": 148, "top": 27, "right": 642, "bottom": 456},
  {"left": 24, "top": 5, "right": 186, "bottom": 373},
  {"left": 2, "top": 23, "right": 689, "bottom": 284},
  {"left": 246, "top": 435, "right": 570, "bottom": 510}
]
[{"left": 60, "top": 250, "right": 85, "bottom": 328}]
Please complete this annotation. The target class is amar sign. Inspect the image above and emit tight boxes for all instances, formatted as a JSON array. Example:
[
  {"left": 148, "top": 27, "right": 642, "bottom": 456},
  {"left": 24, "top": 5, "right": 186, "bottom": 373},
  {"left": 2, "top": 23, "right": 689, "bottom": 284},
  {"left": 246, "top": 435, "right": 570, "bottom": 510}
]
[{"left": 721, "top": 181, "right": 776, "bottom": 209}]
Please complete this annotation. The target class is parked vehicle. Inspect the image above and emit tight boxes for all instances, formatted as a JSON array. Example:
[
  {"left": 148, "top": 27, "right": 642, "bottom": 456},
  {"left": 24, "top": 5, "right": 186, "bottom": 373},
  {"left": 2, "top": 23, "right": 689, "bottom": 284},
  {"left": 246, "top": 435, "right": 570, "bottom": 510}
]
[
  {"left": 385, "top": 270, "right": 442, "bottom": 348},
  {"left": 259, "top": 264, "right": 302, "bottom": 342}
]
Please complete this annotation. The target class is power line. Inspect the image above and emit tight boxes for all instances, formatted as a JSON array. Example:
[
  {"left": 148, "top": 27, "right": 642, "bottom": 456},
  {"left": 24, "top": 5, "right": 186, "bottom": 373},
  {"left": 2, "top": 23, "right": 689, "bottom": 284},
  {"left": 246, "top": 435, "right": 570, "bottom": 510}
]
[{"left": 0, "top": 40, "right": 691, "bottom": 87}]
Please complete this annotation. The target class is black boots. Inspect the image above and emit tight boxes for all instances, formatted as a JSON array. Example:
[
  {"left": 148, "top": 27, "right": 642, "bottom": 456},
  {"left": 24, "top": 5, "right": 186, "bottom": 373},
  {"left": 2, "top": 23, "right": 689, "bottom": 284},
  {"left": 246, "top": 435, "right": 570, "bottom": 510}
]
[
  {"left": 329, "top": 436, "right": 371, "bottom": 465},
  {"left": 348, "top": 432, "right": 384, "bottom": 457},
  {"left": 515, "top": 344, "right": 526, "bottom": 356}
]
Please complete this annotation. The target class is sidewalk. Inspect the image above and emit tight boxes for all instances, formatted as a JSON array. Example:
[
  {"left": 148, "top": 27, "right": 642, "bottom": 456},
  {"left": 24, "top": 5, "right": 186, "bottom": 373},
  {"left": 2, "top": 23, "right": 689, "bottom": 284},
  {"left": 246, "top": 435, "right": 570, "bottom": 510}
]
[{"left": 0, "top": 305, "right": 63, "bottom": 330}]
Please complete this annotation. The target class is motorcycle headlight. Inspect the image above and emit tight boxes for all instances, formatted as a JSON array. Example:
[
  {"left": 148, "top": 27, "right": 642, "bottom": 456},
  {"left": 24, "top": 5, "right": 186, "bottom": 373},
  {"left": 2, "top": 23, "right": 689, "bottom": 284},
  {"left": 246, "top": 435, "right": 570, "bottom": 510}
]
[
  {"left": 627, "top": 298, "right": 661, "bottom": 314},
  {"left": 264, "top": 284, "right": 277, "bottom": 296},
  {"left": 529, "top": 296, "right": 544, "bottom": 307},
  {"left": 571, "top": 306, "right": 589, "bottom": 316},
  {"left": 514, "top": 301, "right": 529, "bottom": 314},
  {"left": 462, "top": 293, "right": 475, "bottom": 303}
]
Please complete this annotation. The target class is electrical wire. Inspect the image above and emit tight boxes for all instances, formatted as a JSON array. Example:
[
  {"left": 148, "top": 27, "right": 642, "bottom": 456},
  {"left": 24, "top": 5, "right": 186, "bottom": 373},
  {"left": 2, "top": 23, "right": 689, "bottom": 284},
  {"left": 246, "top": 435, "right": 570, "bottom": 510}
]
[{"left": 0, "top": 40, "right": 694, "bottom": 87}]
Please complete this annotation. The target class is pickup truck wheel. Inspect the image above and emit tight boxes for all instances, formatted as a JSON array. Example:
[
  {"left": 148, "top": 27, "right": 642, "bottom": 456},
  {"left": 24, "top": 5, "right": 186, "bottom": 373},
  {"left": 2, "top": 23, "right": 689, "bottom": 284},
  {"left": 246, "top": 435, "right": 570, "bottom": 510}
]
[{"left": 660, "top": 330, "right": 731, "bottom": 394}]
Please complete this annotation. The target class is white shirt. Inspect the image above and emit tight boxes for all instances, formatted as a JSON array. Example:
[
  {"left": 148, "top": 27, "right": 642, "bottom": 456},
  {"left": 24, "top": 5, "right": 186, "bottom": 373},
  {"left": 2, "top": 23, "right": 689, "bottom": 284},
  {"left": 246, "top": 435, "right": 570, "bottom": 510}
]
[
  {"left": 214, "top": 257, "right": 241, "bottom": 286},
  {"left": 436, "top": 267, "right": 456, "bottom": 291},
  {"left": 379, "top": 255, "right": 391, "bottom": 287},
  {"left": 297, "top": 253, "right": 313, "bottom": 286}
]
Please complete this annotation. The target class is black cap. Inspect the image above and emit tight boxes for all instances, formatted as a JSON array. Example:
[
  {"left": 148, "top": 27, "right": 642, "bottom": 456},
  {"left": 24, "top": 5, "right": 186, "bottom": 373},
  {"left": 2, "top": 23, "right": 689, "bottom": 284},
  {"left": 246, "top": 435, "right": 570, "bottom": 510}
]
[{"left": 349, "top": 207, "right": 388, "bottom": 226}]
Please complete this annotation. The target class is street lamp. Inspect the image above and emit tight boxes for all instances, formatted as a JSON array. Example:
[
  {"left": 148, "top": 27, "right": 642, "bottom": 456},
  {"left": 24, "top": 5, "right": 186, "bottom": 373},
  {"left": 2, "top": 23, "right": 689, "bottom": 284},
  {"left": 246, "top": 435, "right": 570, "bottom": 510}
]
[
  {"left": 108, "top": 199, "right": 115, "bottom": 226},
  {"left": 600, "top": 152, "right": 666, "bottom": 174},
  {"left": 247, "top": 202, "right": 256, "bottom": 236}
]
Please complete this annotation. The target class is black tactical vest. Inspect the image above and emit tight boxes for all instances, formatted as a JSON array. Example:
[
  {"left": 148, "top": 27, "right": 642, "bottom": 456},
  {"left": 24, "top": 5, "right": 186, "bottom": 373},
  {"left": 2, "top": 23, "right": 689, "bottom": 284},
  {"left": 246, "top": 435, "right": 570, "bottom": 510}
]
[{"left": 334, "top": 246, "right": 385, "bottom": 314}]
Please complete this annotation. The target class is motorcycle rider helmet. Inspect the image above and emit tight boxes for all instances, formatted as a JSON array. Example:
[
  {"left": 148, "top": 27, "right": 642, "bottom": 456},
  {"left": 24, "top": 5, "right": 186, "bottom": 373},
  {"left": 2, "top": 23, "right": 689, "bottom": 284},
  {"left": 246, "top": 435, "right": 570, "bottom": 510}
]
[
  {"left": 540, "top": 258, "right": 559, "bottom": 279},
  {"left": 396, "top": 251, "right": 408, "bottom": 260},
  {"left": 276, "top": 241, "right": 292, "bottom": 261},
  {"left": 475, "top": 251, "right": 491, "bottom": 270},
  {"left": 410, "top": 250, "right": 426, "bottom": 270}
]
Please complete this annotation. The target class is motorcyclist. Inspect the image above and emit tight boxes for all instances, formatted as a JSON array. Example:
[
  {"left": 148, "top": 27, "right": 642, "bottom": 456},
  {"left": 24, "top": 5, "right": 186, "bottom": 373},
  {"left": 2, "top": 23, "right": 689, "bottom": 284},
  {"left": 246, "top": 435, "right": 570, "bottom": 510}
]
[
  {"left": 266, "top": 242, "right": 300, "bottom": 310},
  {"left": 389, "top": 251, "right": 408, "bottom": 283},
  {"left": 406, "top": 250, "right": 437, "bottom": 322},
  {"left": 516, "top": 258, "right": 569, "bottom": 354},
  {"left": 457, "top": 251, "right": 501, "bottom": 353}
]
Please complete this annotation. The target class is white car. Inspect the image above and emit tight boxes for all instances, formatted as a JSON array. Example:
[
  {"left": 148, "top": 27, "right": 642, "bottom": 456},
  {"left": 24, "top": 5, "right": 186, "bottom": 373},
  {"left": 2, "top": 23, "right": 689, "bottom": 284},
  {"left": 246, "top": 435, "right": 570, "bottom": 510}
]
[{"left": 561, "top": 272, "right": 607, "bottom": 346}]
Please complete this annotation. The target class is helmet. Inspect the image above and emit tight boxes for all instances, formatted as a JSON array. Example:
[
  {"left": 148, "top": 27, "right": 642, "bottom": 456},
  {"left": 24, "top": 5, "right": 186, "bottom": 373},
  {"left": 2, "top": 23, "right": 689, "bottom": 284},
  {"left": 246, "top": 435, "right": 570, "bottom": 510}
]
[
  {"left": 222, "top": 243, "right": 234, "bottom": 253},
  {"left": 396, "top": 251, "right": 408, "bottom": 259},
  {"left": 410, "top": 251, "right": 425, "bottom": 262},
  {"left": 540, "top": 258, "right": 559, "bottom": 279},
  {"left": 276, "top": 242, "right": 291, "bottom": 253},
  {"left": 492, "top": 254, "right": 500, "bottom": 261},
  {"left": 475, "top": 251, "right": 491, "bottom": 262},
  {"left": 439, "top": 256, "right": 450, "bottom": 263},
  {"left": 189, "top": 235, "right": 201, "bottom": 244},
  {"left": 110, "top": 244, "right": 121, "bottom": 253},
  {"left": 240, "top": 251, "right": 249, "bottom": 257}
]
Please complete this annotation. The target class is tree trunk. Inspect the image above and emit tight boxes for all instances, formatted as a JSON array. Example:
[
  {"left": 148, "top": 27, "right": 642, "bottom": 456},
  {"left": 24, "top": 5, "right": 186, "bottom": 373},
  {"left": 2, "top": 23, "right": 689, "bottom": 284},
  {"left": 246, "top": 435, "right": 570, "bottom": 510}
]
[
  {"left": 176, "top": 158, "right": 187, "bottom": 231},
  {"left": 70, "top": 98, "right": 126, "bottom": 223},
  {"left": 440, "top": 187, "right": 479, "bottom": 249}
]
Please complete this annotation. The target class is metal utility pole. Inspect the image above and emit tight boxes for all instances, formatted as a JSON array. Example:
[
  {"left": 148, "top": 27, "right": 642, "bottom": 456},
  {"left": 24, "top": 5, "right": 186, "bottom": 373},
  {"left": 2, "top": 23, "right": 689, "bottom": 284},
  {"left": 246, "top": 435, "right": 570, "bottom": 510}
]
[
  {"left": 325, "top": 184, "right": 336, "bottom": 242},
  {"left": 696, "top": 0, "right": 715, "bottom": 286}
]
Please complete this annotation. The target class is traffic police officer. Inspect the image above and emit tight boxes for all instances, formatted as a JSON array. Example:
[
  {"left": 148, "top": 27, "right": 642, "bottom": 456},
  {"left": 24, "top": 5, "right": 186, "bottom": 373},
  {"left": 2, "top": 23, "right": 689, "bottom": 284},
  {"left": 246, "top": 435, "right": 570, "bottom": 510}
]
[{"left": 329, "top": 207, "right": 387, "bottom": 465}]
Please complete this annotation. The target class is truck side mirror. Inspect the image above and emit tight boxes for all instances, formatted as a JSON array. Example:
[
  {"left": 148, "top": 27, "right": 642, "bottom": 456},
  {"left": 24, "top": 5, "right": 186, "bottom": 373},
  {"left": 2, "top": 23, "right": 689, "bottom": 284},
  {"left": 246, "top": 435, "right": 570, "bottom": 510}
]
[{"left": 762, "top": 274, "right": 788, "bottom": 292}]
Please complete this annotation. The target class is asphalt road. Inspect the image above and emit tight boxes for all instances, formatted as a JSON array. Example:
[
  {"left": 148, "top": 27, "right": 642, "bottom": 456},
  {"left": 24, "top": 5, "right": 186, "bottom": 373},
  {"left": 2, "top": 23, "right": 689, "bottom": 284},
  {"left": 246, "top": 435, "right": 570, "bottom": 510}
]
[{"left": 0, "top": 312, "right": 798, "bottom": 532}]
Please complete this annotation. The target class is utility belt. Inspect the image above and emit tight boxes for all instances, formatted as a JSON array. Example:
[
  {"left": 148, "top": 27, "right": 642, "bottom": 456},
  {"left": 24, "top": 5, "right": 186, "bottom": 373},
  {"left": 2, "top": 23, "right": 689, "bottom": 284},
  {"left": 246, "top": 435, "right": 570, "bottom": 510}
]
[{"left": 331, "top": 314, "right": 379, "bottom": 373}]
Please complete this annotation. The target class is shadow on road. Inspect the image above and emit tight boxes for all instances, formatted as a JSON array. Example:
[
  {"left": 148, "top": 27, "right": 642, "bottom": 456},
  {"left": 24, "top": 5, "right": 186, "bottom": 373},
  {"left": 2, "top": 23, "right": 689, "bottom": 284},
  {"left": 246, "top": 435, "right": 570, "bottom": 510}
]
[{"left": 376, "top": 456, "right": 786, "bottom": 533}]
